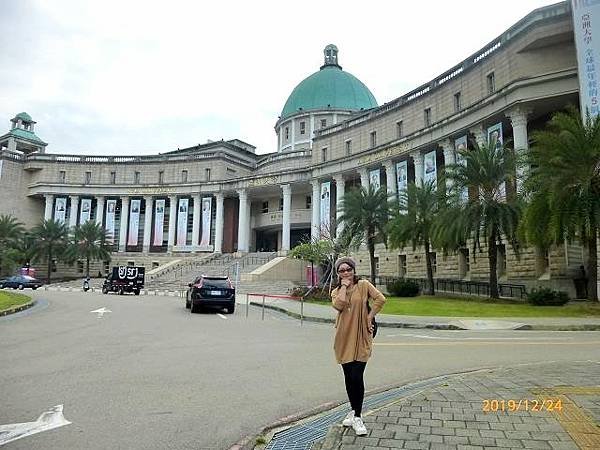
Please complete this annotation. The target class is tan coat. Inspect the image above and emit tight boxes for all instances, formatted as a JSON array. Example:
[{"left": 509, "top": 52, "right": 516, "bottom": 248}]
[{"left": 331, "top": 279, "right": 386, "bottom": 364}]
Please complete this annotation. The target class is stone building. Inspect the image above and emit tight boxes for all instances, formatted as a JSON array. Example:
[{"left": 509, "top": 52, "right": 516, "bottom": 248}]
[{"left": 0, "top": 1, "right": 589, "bottom": 294}]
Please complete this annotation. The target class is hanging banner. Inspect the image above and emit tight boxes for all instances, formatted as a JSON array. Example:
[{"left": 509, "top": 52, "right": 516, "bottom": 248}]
[
  {"left": 177, "top": 198, "right": 189, "bottom": 246},
  {"left": 79, "top": 198, "right": 92, "bottom": 224},
  {"left": 454, "top": 135, "right": 469, "bottom": 203},
  {"left": 488, "top": 123, "right": 506, "bottom": 200},
  {"left": 200, "top": 197, "right": 212, "bottom": 247},
  {"left": 572, "top": 0, "right": 600, "bottom": 118},
  {"left": 105, "top": 199, "right": 117, "bottom": 242},
  {"left": 153, "top": 199, "right": 165, "bottom": 246},
  {"left": 423, "top": 150, "right": 437, "bottom": 187},
  {"left": 320, "top": 182, "right": 331, "bottom": 235},
  {"left": 396, "top": 161, "right": 408, "bottom": 196},
  {"left": 54, "top": 197, "right": 67, "bottom": 223},
  {"left": 127, "top": 199, "right": 141, "bottom": 246},
  {"left": 369, "top": 169, "right": 381, "bottom": 191},
  {"left": 0, "top": 160, "right": 3, "bottom": 180}
]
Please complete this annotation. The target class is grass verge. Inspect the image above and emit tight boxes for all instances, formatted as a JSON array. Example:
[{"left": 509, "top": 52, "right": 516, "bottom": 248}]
[
  {"left": 304, "top": 296, "right": 600, "bottom": 317},
  {"left": 0, "top": 291, "right": 32, "bottom": 313}
]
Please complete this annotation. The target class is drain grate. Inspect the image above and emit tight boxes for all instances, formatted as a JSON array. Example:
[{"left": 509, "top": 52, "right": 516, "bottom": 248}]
[{"left": 266, "top": 374, "right": 451, "bottom": 449}]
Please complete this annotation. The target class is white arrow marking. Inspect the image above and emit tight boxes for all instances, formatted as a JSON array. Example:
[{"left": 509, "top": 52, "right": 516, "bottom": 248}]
[
  {"left": 0, "top": 404, "right": 71, "bottom": 446},
  {"left": 90, "top": 307, "right": 112, "bottom": 318},
  {"left": 217, "top": 313, "right": 227, "bottom": 320}
]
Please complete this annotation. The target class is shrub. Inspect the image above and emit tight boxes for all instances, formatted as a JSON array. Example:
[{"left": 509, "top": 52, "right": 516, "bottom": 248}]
[
  {"left": 526, "top": 288, "right": 569, "bottom": 306},
  {"left": 290, "top": 286, "right": 330, "bottom": 301},
  {"left": 387, "top": 279, "right": 420, "bottom": 297}
]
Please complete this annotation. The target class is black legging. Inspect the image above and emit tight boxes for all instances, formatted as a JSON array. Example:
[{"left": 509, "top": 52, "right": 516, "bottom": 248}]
[{"left": 342, "top": 361, "right": 367, "bottom": 417}]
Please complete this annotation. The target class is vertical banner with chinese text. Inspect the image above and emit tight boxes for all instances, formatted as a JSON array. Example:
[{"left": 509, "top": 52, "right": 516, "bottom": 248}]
[
  {"left": 488, "top": 123, "right": 505, "bottom": 201},
  {"left": 200, "top": 197, "right": 212, "bottom": 247},
  {"left": 54, "top": 197, "right": 67, "bottom": 223},
  {"left": 177, "top": 198, "right": 189, "bottom": 246},
  {"left": 153, "top": 199, "right": 165, "bottom": 246},
  {"left": 369, "top": 169, "right": 381, "bottom": 191},
  {"left": 105, "top": 199, "right": 117, "bottom": 242},
  {"left": 128, "top": 199, "right": 141, "bottom": 246},
  {"left": 320, "top": 182, "right": 331, "bottom": 235},
  {"left": 423, "top": 150, "right": 437, "bottom": 187},
  {"left": 79, "top": 198, "right": 92, "bottom": 224},
  {"left": 454, "top": 136, "right": 469, "bottom": 203},
  {"left": 572, "top": 0, "right": 600, "bottom": 118},
  {"left": 396, "top": 161, "right": 408, "bottom": 199}
]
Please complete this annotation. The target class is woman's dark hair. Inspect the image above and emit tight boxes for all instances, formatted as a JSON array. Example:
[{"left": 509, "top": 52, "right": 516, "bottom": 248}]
[{"left": 335, "top": 274, "right": 360, "bottom": 289}]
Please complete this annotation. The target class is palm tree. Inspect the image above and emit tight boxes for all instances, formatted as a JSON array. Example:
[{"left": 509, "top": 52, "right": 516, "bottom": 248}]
[
  {"left": 0, "top": 214, "right": 24, "bottom": 275},
  {"left": 67, "top": 221, "right": 111, "bottom": 278},
  {"left": 31, "top": 219, "right": 70, "bottom": 284},
  {"left": 523, "top": 107, "right": 600, "bottom": 301},
  {"left": 437, "top": 139, "right": 522, "bottom": 299},
  {"left": 388, "top": 180, "right": 440, "bottom": 295},
  {"left": 338, "top": 184, "right": 391, "bottom": 284}
]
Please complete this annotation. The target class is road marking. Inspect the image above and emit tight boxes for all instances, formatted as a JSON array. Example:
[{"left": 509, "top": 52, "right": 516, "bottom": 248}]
[
  {"left": 375, "top": 341, "right": 600, "bottom": 346},
  {"left": 395, "top": 333, "right": 571, "bottom": 341},
  {"left": 217, "top": 313, "right": 227, "bottom": 320},
  {"left": 0, "top": 404, "right": 71, "bottom": 446},
  {"left": 90, "top": 307, "right": 112, "bottom": 318}
]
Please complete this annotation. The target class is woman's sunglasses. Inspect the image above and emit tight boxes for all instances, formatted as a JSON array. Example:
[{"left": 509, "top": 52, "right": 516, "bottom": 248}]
[{"left": 337, "top": 267, "right": 353, "bottom": 274}]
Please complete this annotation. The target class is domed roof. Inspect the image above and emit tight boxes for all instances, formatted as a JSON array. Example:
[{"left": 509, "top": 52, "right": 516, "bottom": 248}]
[
  {"left": 281, "top": 45, "right": 377, "bottom": 120},
  {"left": 15, "top": 112, "right": 33, "bottom": 122}
]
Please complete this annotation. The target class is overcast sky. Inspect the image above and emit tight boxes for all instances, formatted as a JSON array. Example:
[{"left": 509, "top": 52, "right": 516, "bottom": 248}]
[{"left": 0, "top": 0, "right": 559, "bottom": 156}]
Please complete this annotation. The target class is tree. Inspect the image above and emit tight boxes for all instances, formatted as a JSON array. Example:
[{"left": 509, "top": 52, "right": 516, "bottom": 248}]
[
  {"left": 437, "top": 139, "right": 522, "bottom": 299},
  {"left": 388, "top": 180, "right": 440, "bottom": 295},
  {"left": 66, "top": 221, "right": 111, "bottom": 278},
  {"left": 522, "top": 107, "right": 600, "bottom": 301},
  {"left": 31, "top": 220, "right": 70, "bottom": 284},
  {"left": 0, "top": 214, "right": 25, "bottom": 275},
  {"left": 338, "top": 184, "right": 391, "bottom": 284}
]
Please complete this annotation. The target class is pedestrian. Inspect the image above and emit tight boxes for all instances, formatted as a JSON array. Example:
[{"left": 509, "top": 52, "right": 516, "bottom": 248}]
[{"left": 331, "top": 256, "right": 386, "bottom": 436}]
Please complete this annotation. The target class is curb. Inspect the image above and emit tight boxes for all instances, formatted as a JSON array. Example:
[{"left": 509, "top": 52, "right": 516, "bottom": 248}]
[
  {"left": 250, "top": 302, "right": 600, "bottom": 331},
  {"left": 0, "top": 300, "right": 37, "bottom": 317}
]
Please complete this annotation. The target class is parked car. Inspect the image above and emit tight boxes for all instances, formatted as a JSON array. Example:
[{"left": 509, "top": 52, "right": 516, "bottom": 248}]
[
  {"left": 186, "top": 275, "right": 235, "bottom": 314},
  {"left": 102, "top": 266, "right": 145, "bottom": 295},
  {"left": 1, "top": 275, "right": 43, "bottom": 290}
]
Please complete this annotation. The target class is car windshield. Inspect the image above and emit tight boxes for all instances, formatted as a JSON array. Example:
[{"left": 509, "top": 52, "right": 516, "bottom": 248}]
[
  {"left": 21, "top": 276, "right": 36, "bottom": 281},
  {"left": 201, "top": 278, "right": 230, "bottom": 289}
]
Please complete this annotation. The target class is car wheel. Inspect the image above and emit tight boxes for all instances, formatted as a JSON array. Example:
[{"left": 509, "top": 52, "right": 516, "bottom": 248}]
[
  {"left": 32, "top": 286, "right": 38, "bottom": 290},
  {"left": 102, "top": 286, "right": 109, "bottom": 294},
  {"left": 119, "top": 288, "right": 124, "bottom": 295},
  {"left": 226, "top": 305, "right": 235, "bottom": 314},
  {"left": 18, "top": 284, "right": 24, "bottom": 290},
  {"left": 134, "top": 289, "right": 140, "bottom": 296}
]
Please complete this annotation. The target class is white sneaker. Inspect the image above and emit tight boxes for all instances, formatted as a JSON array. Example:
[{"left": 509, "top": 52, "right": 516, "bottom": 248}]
[
  {"left": 352, "top": 416, "right": 367, "bottom": 436},
  {"left": 342, "top": 410, "right": 354, "bottom": 427}
]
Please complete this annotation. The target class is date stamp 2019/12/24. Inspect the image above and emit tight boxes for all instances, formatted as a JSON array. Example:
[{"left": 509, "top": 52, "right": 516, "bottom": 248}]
[{"left": 482, "top": 399, "right": 563, "bottom": 413}]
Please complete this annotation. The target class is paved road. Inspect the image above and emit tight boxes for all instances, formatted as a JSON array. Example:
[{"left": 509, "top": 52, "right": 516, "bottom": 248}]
[{"left": 0, "top": 290, "right": 598, "bottom": 449}]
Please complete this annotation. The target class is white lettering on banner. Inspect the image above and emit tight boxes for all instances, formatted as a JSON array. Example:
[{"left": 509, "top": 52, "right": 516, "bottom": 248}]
[
  {"left": 572, "top": 0, "right": 600, "bottom": 118},
  {"left": 105, "top": 199, "right": 117, "bottom": 242}
]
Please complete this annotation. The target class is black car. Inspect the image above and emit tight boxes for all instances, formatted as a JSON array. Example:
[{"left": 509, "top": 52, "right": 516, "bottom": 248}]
[
  {"left": 102, "top": 266, "right": 145, "bottom": 295},
  {"left": 1, "top": 275, "right": 43, "bottom": 290},
  {"left": 186, "top": 275, "right": 235, "bottom": 314}
]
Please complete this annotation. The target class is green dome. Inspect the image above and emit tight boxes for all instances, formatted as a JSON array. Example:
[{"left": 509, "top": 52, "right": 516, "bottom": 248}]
[
  {"left": 281, "top": 48, "right": 377, "bottom": 120},
  {"left": 15, "top": 112, "right": 33, "bottom": 122}
]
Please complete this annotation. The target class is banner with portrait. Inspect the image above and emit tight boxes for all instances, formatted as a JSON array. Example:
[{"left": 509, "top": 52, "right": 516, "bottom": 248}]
[
  {"left": 200, "top": 197, "right": 212, "bottom": 247},
  {"left": 128, "top": 199, "right": 141, "bottom": 246},
  {"left": 423, "top": 150, "right": 437, "bottom": 187},
  {"left": 54, "top": 197, "right": 67, "bottom": 223},
  {"left": 396, "top": 160, "right": 408, "bottom": 198},
  {"left": 454, "top": 135, "right": 469, "bottom": 203},
  {"left": 572, "top": 0, "right": 600, "bottom": 118},
  {"left": 79, "top": 198, "right": 92, "bottom": 224},
  {"left": 177, "top": 198, "right": 189, "bottom": 246},
  {"left": 105, "top": 199, "right": 117, "bottom": 242},
  {"left": 153, "top": 199, "right": 165, "bottom": 246},
  {"left": 488, "top": 123, "right": 505, "bottom": 201},
  {"left": 369, "top": 169, "right": 381, "bottom": 191},
  {"left": 320, "top": 182, "right": 331, "bottom": 235}
]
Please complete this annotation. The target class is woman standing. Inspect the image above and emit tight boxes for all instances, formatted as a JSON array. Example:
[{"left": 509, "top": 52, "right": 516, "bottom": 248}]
[{"left": 331, "top": 256, "right": 386, "bottom": 436}]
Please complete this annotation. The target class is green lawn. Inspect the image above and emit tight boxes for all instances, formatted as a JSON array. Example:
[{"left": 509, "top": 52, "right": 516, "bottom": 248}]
[
  {"left": 0, "top": 291, "right": 31, "bottom": 312},
  {"left": 307, "top": 296, "right": 600, "bottom": 317}
]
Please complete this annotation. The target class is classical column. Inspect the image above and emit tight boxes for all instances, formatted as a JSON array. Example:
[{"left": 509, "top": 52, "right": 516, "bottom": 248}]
[
  {"left": 470, "top": 124, "right": 486, "bottom": 147},
  {"left": 214, "top": 193, "right": 224, "bottom": 253},
  {"left": 167, "top": 195, "right": 177, "bottom": 252},
  {"left": 411, "top": 152, "right": 424, "bottom": 187},
  {"left": 281, "top": 184, "right": 292, "bottom": 252},
  {"left": 358, "top": 168, "right": 369, "bottom": 188},
  {"left": 95, "top": 196, "right": 105, "bottom": 226},
  {"left": 507, "top": 107, "right": 531, "bottom": 193},
  {"left": 44, "top": 194, "right": 54, "bottom": 221},
  {"left": 143, "top": 196, "right": 153, "bottom": 253},
  {"left": 191, "top": 194, "right": 201, "bottom": 251},
  {"left": 333, "top": 173, "right": 345, "bottom": 238},
  {"left": 118, "top": 196, "right": 129, "bottom": 252},
  {"left": 440, "top": 139, "right": 455, "bottom": 193},
  {"left": 311, "top": 180, "right": 320, "bottom": 241},
  {"left": 384, "top": 161, "right": 397, "bottom": 201},
  {"left": 237, "top": 189, "right": 249, "bottom": 252},
  {"left": 69, "top": 195, "right": 79, "bottom": 228}
]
